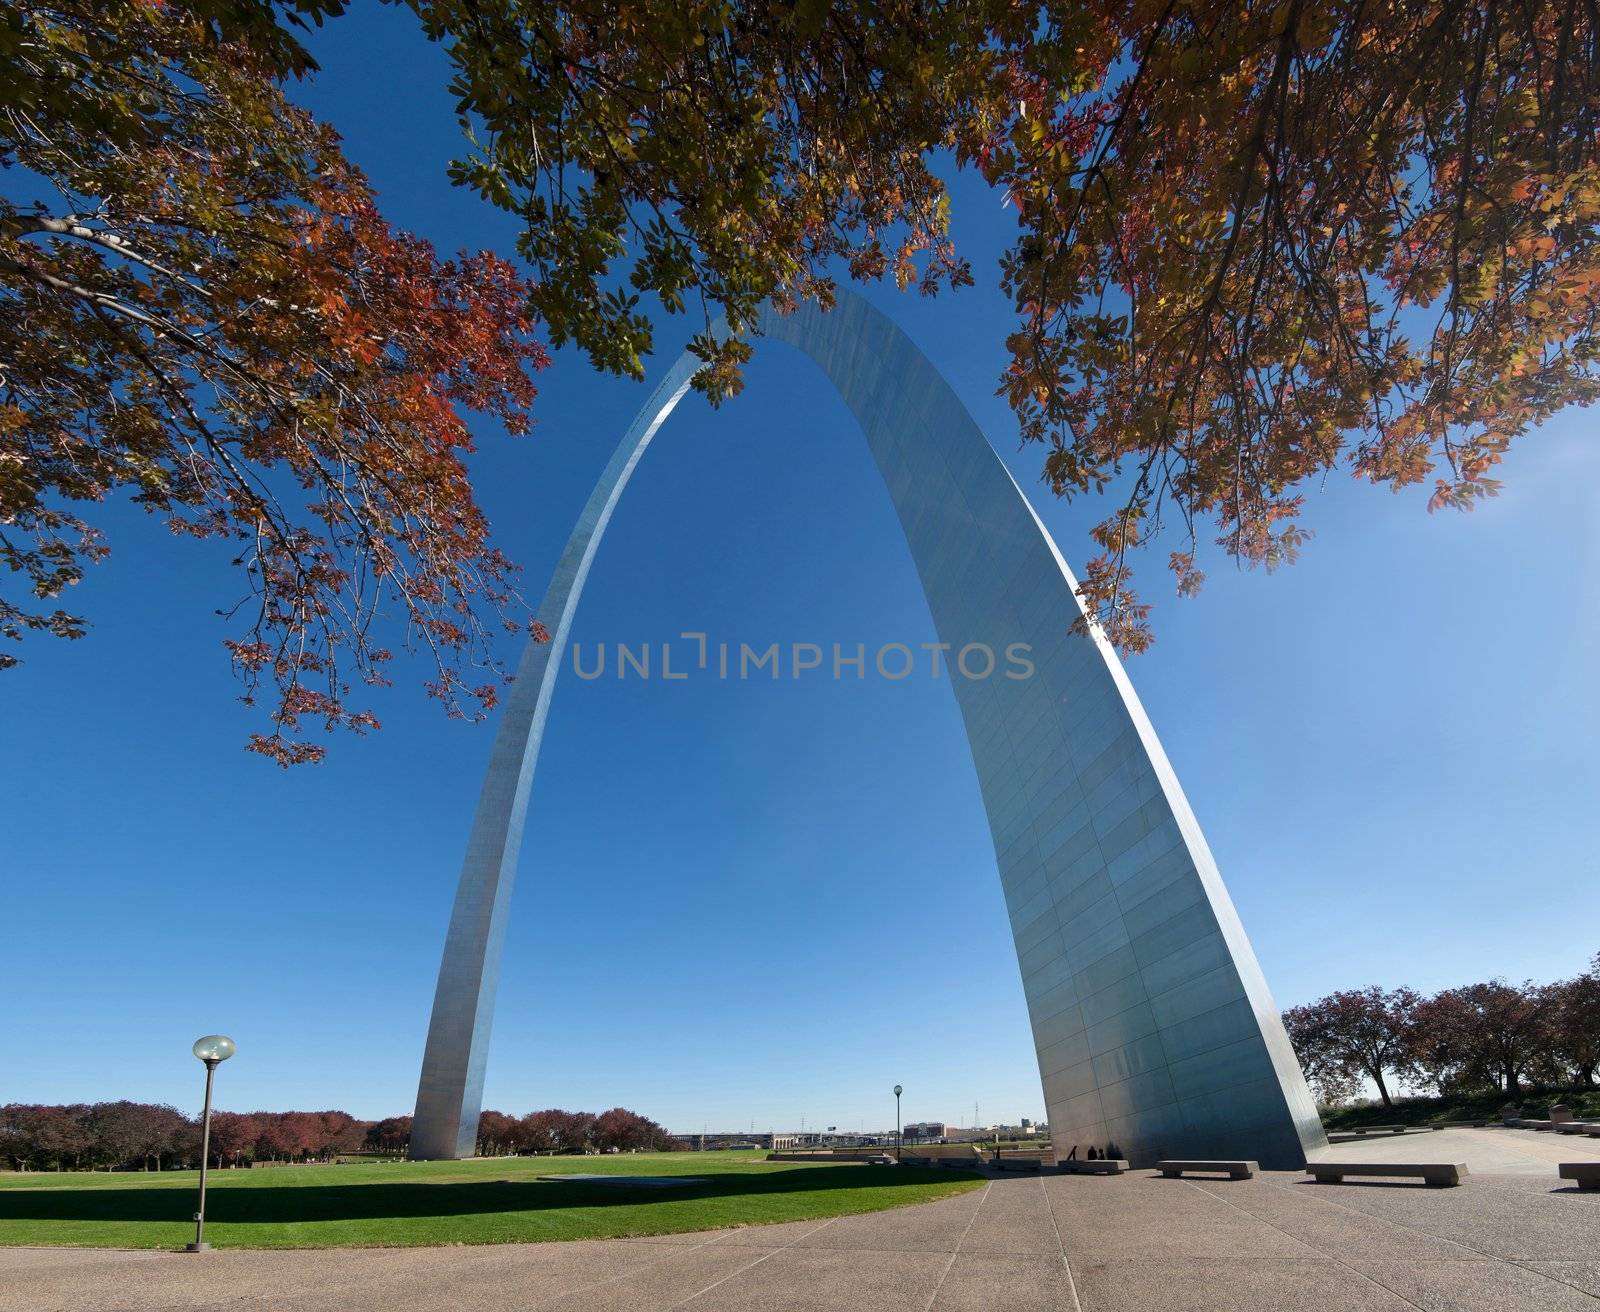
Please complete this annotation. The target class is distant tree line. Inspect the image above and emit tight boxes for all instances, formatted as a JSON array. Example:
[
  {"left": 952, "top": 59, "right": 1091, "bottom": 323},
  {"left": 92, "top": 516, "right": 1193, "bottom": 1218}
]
[
  {"left": 0, "top": 1104, "right": 676, "bottom": 1172},
  {"left": 1283, "top": 953, "right": 1600, "bottom": 1107},
  {"left": 0, "top": 1105, "right": 369, "bottom": 1172},
  {"left": 472, "top": 1108, "right": 679, "bottom": 1156}
]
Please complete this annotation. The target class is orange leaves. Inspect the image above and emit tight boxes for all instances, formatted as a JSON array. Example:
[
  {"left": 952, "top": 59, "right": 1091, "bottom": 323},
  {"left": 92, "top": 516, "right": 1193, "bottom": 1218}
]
[
  {"left": 3, "top": 0, "right": 546, "bottom": 766},
  {"left": 984, "top": 0, "right": 1600, "bottom": 644}
]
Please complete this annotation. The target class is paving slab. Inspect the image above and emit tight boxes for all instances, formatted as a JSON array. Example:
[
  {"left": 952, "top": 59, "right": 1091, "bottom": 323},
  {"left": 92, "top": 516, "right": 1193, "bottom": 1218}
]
[
  {"left": 528, "top": 1240, "right": 784, "bottom": 1312},
  {"left": 782, "top": 1189, "right": 987, "bottom": 1254},
  {"left": 929, "top": 1254, "right": 1080, "bottom": 1312},
  {"left": 1523, "top": 1260, "right": 1600, "bottom": 1298},
  {"left": 685, "top": 1245, "right": 945, "bottom": 1312},
  {"left": 1351, "top": 1259, "right": 1600, "bottom": 1311},
  {"left": 1181, "top": 1177, "right": 1483, "bottom": 1261},
  {"left": 954, "top": 1178, "right": 1060, "bottom": 1257},
  {"left": 1041, "top": 1174, "right": 1316, "bottom": 1263},
  {"left": 1070, "top": 1257, "right": 1415, "bottom": 1312},
  {"left": 1261, "top": 1172, "right": 1598, "bottom": 1262}
]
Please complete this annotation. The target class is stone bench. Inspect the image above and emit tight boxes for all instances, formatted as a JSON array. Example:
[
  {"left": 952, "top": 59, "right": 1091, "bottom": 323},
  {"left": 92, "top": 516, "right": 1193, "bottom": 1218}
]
[
  {"left": 1058, "top": 1158, "right": 1128, "bottom": 1175},
  {"left": 1156, "top": 1159, "right": 1257, "bottom": 1180},
  {"left": 1346, "top": 1125, "right": 1409, "bottom": 1135},
  {"left": 1558, "top": 1162, "right": 1600, "bottom": 1190},
  {"left": 1553, "top": 1122, "right": 1600, "bottom": 1135},
  {"left": 1307, "top": 1162, "right": 1465, "bottom": 1187}
]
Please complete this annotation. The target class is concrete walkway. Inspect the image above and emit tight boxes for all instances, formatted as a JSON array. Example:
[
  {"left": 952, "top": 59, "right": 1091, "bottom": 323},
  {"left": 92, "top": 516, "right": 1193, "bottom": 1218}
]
[{"left": 2, "top": 1131, "right": 1595, "bottom": 1312}]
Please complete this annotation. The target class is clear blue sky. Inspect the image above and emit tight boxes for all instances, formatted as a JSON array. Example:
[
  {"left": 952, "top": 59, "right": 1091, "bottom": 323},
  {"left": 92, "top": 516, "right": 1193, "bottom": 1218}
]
[{"left": 3, "top": 5, "right": 1595, "bottom": 1134}]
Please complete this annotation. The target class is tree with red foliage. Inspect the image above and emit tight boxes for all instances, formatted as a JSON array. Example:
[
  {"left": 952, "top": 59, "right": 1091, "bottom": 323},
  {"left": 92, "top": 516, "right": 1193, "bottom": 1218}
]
[
  {"left": 249, "top": 1111, "right": 297, "bottom": 1163},
  {"left": 83, "top": 1101, "right": 188, "bottom": 1171},
  {"left": 1545, "top": 956, "right": 1600, "bottom": 1089},
  {"left": 1, "top": 0, "right": 546, "bottom": 764},
  {"left": 518, "top": 1109, "right": 596, "bottom": 1155},
  {"left": 364, "top": 1115, "right": 412, "bottom": 1154},
  {"left": 1282, "top": 987, "right": 1421, "bottom": 1107},
  {"left": 590, "top": 1107, "right": 675, "bottom": 1153},
  {"left": 516, "top": 1109, "right": 561, "bottom": 1155},
  {"left": 476, "top": 1109, "right": 519, "bottom": 1156},
  {"left": 0, "top": 1104, "right": 90, "bottom": 1171},
  {"left": 206, "top": 1112, "right": 261, "bottom": 1168},
  {"left": 310, "top": 1110, "right": 369, "bottom": 1159},
  {"left": 1411, "top": 980, "right": 1553, "bottom": 1096}
]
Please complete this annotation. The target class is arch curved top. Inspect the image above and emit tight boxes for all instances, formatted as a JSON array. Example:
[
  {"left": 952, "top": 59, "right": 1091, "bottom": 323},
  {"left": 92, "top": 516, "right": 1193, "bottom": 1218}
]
[{"left": 409, "top": 290, "right": 1326, "bottom": 1168}]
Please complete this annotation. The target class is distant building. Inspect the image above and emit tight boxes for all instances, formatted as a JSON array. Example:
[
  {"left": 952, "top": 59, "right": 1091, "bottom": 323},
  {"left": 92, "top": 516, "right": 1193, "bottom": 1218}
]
[{"left": 675, "top": 1131, "right": 805, "bottom": 1151}]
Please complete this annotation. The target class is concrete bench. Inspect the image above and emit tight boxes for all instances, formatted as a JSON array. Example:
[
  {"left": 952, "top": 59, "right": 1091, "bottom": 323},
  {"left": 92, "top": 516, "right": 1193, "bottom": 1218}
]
[
  {"left": 1307, "top": 1162, "right": 1465, "bottom": 1187},
  {"left": 1346, "top": 1125, "right": 1409, "bottom": 1135},
  {"left": 1156, "top": 1159, "right": 1257, "bottom": 1180},
  {"left": 1058, "top": 1158, "right": 1127, "bottom": 1175},
  {"left": 1558, "top": 1163, "right": 1600, "bottom": 1190}
]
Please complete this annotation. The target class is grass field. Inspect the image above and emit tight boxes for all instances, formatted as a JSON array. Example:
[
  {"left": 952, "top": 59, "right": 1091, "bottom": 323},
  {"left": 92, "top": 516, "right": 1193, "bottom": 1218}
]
[{"left": 0, "top": 1151, "right": 984, "bottom": 1250}]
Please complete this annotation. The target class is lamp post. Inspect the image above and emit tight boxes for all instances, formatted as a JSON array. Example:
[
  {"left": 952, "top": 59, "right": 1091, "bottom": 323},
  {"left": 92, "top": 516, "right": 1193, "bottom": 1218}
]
[
  {"left": 186, "top": 1035, "right": 235, "bottom": 1252},
  {"left": 893, "top": 1085, "right": 902, "bottom": 1163}
]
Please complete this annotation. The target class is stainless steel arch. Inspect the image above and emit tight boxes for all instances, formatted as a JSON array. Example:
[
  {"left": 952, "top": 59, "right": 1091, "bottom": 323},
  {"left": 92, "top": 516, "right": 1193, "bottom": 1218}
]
[{"left": 410, "top": 290, "right": 1327, "bottom": 1167}]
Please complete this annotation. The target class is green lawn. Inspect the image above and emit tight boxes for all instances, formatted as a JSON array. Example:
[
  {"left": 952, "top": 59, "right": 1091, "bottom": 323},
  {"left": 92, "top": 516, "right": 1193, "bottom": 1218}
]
[{"left": 0, "top": 1151, "right": 983, "bottom": 1250}]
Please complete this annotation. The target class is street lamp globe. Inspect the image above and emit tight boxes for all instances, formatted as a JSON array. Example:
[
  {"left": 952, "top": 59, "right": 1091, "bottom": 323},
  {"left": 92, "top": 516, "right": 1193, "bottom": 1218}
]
[
  {"left": 192, "top": 1035, "right": 235, "bottom": 1065},
  {"left": 893, "top": 1084, "right": 902, "bottom": 1097}
]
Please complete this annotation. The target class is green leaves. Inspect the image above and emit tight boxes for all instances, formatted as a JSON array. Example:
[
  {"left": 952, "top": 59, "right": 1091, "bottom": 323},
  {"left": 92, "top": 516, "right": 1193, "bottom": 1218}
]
[{"left": 405, "top": 0, "right": 981, "bottom": 396}]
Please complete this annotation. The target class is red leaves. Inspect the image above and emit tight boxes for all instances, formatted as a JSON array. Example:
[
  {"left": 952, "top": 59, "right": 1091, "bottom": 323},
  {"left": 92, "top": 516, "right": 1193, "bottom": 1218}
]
[{"left": 2, "top": 0, "right": 547, "bottom": 765}]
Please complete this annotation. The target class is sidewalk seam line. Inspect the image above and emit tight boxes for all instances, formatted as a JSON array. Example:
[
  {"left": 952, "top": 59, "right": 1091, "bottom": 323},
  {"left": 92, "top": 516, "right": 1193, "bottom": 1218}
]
[
  {"left": 663, "top": 1213, "right": 842, "bottom": 1309},
  {"left": 922, "top": 1180, "right": 992, "bottom": 1311},
  {"left": 523, "top": 1227, "right": 743, "bottom": 1308},
  {"left": 1185, "top": 1179, "right": 1430, "bottom": 1312},
  {"left": 1261, "top": 1174, "right": 1600, "bottom": 1304},
  {"left": 1038, "top": 1173, "right": 1084, "bottom": 1312}
]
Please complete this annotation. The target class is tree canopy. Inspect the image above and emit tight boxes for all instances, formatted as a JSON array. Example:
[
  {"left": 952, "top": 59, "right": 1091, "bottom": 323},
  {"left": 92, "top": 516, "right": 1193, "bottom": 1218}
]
[
  {"left": 418, "top": 0, "right": 1600, "bottom": 648},
  {"left": 2, "top": 0, "right": 544, "bottom": 763},
  {"left": 1283, "top": 953, "right": 1600, "bottom": 1106},
  {"left": 5, "top": 0, "right": 1596, "bottom": 758},
  {"left": 1282, "top": 985, "right": 1421, "bottom": 1107}
]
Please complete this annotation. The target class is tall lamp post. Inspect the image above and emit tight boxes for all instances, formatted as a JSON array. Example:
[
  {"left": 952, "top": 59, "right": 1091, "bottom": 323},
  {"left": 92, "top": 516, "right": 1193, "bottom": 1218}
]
[
  {"left": 186, "top": 1035, "right": 235, "bottom": 1252},
  {"left": 893, "top": 1084, "right": 902, "bottom": 1163}
]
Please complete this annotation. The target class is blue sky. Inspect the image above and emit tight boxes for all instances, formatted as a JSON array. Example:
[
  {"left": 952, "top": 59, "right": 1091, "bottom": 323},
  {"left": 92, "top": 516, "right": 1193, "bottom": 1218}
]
[{"left": 2, "top": 4, "right": 1596, "bottom": 1134}]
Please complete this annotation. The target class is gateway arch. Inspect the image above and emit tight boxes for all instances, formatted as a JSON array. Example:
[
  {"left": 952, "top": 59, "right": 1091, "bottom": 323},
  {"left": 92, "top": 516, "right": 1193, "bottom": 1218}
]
[{"left": 410, "top": 290, "right": 1327, "bottom": 1169}]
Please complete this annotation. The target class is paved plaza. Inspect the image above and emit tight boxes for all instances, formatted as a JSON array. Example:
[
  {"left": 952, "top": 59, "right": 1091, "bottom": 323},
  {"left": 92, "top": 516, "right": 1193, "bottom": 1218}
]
[{"left": 2, "top": 1130, "right": 1594, "bottom": 1312}]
